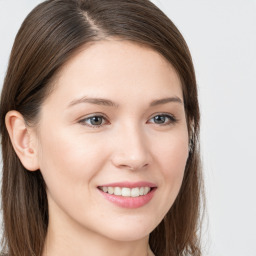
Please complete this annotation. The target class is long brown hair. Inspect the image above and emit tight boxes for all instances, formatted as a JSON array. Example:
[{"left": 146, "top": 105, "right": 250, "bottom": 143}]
[{"left": 0, "top": 0, "right": 203, "bottom": 255}]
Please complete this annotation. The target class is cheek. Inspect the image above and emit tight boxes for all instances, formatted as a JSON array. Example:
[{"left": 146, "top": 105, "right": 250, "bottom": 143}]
[
  {"left": 155, "top": 129, "right": 188, "bottom": 174},
  {"left": 154, "top": 131, "right": 188, "bottom": 211},
  {"left": 36, "top": 128, "right": 112, "bottom": 224},
  {"left": 37, "top": 127, "right": 108, "bottom": 197},
  {"left": 39, "top": 126, "right": 103, "bottom": 168},
  {"left": 163, "top": 142, "right": 188, "bottom": 177}
]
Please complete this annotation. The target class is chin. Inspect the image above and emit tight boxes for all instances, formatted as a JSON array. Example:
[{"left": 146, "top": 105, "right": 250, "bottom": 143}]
[
  {"left": 98, "top": 217, "right": 158, "bottom": 242},
  {"left": 105, "top": 229, "right": 150, "bottom": 242}
]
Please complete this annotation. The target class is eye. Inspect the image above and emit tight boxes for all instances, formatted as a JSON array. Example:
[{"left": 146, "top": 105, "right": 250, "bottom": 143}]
[
  {"left": 78, "top": 115, "right": 109, "bottom": 128},
  {"left": 148, "top": 114, "right": 177, "bottom": 125}
]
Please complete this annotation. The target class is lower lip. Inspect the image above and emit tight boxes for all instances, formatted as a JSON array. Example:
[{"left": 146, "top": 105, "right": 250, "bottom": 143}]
[{"left": 98, "top": 188, "right": 156, "bottom": 209}]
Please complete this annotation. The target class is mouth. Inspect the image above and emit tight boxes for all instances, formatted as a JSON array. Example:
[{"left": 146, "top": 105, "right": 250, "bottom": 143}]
[
  {"left": 98, "top": 186, "right": 153, "bottom": 197},
  {"left": 97, "top": 182, "right": 157, "bottom": 208}
]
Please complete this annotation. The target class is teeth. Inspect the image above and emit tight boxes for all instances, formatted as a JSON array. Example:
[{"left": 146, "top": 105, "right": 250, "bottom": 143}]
[
  {"left": 108, "top": 187, "right": 114, "bottom": 194},
  {"left": 131, "top": 187, "right": 140, "bottom": 197},
  {"left": 100, "top": 186, "right": 152, "bottom": 197},
  {"left": 114, "top": 187, "right": 122, "bottom": 196},
  {"left": 144, "top": 187, "right": 150, "bottom": 195},
  {"left": 122, "top": 187, "right": 131, "bottom": 197}
]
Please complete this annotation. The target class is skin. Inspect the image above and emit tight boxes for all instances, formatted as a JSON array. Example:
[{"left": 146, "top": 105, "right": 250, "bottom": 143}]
[{"left": 6, "top": 39, "right": 189, "bottom": 256}]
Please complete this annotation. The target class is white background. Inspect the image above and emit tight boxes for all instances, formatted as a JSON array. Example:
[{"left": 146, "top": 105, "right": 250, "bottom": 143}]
[{"left": 0, "top": 1, "right": 256, "bottom": 255}]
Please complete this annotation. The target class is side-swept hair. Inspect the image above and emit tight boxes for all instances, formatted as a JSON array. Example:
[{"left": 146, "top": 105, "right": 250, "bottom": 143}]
[{"left": 0, "top": 0, "right": 203, "bottom": 255}]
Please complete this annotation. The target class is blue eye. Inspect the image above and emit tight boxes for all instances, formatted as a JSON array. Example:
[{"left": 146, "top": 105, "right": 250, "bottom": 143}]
[
  {"left": 79, "top": 115, "right": 108, "bottom": 127},
  {"left": 79, "top": 113, "right": 176, "bottom": 128},
  {"left": 149, "top": 114, "right": 177, "bottom": 125}
]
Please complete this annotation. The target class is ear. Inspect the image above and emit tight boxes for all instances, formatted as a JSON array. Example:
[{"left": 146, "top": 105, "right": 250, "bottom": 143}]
[{"left": 5, "top": 110, "right": 40, "bottom": 171}]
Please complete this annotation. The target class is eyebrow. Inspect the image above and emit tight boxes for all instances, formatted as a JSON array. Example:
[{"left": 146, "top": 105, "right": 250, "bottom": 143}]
[
  {"left": 67, "top": 96, "right": 119, "bottom": 108},
  {"left": 149, "top": 97, "right": 183, "bottom": 106},
  {"left": 67, "top": 96, "right": 183, "bottom": 108}
]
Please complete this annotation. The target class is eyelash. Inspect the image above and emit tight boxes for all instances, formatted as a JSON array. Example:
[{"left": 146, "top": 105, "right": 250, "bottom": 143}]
[
  {"left": 78, "top": 114, "right": 109, "bottom": 128},
  {"left": 78, "top": 113, "right": 178, "bottom": 128},
  {"left": 147, "top": 113, "right": 178, "bottom": 125}
]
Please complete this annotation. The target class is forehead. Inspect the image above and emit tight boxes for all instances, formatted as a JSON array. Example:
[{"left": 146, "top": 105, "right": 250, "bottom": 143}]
[{"left": 46, "top": 39, "right": 183, "bottom": 106}]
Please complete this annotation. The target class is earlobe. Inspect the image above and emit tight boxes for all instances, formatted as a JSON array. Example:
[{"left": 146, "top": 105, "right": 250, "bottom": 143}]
[{"left": 5, "top": 110, "right": 40, "bottom": 171}]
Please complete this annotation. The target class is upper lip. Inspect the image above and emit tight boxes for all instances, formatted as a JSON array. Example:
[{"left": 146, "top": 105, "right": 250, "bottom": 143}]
[{"left": 98, "top": 181, "right": 157, "bottom": 188}]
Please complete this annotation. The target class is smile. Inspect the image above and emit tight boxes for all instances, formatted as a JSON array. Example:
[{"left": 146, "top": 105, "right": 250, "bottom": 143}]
[
  {"left": 98, "top": 186, "right": 152, "bottom": 197},
  {"left": 97, "top": 182, "right": 157, "bottom": 208}
]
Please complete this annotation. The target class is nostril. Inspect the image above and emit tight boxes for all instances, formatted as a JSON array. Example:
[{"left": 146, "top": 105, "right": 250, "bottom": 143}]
[
  {"left": 118, "top": 163, "right": 149, "bottom": 171},
  {"left": 111, "top": 148, "right": 151, "bottom": 171}
]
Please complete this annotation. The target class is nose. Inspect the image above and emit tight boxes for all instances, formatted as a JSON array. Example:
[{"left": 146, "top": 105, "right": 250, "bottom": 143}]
[{"left": 111, "top": 124, "right": 151, "bottom": 171}]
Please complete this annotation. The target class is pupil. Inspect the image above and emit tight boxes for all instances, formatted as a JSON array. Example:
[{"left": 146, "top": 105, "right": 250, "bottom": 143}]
[
  {"left": 91, "top": 116, "right": 102, "bottom": 125},
  {"left": 154, "top": 115, "right": 165, "bottom": 124}
]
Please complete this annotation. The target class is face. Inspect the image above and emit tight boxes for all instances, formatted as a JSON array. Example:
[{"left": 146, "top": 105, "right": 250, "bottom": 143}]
[{"left": 35, "top": 40, "right": 189, "bottom": 242}]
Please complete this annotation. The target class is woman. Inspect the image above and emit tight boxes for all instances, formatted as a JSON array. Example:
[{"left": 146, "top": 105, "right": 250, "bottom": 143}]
[{"left": 0, "top": 0, "right": 203, "bottom": 255}]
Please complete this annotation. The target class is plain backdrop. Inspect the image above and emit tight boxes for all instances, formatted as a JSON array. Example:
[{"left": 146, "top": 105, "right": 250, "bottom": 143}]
[{"left": 0, "top": 0, "right": 256, "bottom": 255}]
